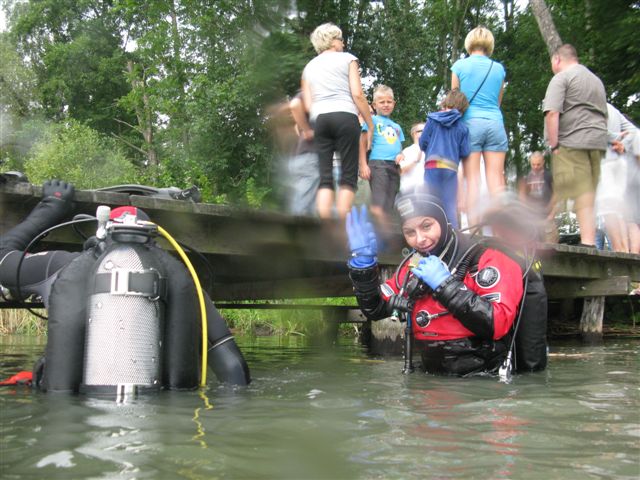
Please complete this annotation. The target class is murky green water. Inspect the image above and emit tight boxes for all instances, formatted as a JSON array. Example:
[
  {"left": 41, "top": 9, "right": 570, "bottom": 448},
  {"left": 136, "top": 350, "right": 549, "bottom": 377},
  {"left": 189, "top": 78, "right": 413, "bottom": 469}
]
[{"left": 0, "top": 335, "right": 638, "bottom": 479}]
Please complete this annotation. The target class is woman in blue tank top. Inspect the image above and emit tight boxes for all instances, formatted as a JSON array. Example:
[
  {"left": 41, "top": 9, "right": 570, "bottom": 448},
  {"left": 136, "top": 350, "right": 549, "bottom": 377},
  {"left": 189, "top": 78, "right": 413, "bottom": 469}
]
[{"left": 451, "top": 27, "right": 508, "bottom": 227}]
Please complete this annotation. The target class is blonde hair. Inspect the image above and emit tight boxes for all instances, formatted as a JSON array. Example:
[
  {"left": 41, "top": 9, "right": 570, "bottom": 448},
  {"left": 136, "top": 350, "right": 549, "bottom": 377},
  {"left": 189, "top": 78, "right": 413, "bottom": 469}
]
[
  {"left": 529, "top": 151, "right": 545, "bottom": 162},
  {"left": 373, "top": 84, "right": 394, "bottom": 102},
  {"left": 310, "top": 23, "right": 343, "bottom": 54},
  {"left": 464, "top": 26, "right": 495, "bottom": 56}
]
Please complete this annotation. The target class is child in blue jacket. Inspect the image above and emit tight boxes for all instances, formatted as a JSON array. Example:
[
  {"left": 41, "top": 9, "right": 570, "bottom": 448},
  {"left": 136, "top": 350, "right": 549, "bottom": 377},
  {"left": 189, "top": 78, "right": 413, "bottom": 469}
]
[{"left": 419, "top": 89, "right": 470, "bottom": 228}]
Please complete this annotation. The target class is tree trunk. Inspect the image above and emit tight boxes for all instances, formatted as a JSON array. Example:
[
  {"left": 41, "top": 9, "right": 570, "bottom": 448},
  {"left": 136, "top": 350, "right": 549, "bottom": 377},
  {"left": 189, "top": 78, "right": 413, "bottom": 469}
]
[
  {"left": 529, "top": 0, "right": 562, "bottom": 57},
  {"left": 125, "top": 60, "right": 158, "bottom": 170},
  {"left": 169, "top": 0, "right": 190, "bottom": 149}
]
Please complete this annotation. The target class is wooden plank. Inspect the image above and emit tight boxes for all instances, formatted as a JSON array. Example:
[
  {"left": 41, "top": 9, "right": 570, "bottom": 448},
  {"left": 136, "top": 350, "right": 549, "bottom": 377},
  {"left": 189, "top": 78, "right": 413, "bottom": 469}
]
[
  {"left": 3, "top": 183, "right": 640, "bottom": 302},
  {"left": 545, "top": 276, "right": 631, "bottom": 299},
  {"left": 210, "top": 275, "right": 355, "bottom": 301},
  {"left": 536, "top": 246, "right": 640, "bottom": 281}
]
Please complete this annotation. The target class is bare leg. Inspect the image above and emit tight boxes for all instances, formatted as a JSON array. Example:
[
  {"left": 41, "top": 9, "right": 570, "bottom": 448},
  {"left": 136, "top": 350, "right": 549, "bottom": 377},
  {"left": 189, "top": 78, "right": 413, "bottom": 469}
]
[
  {"left": 483, "top": 150, "right": 506, "bottom": 197},
  {"left": 627, "top": 223, "right": 640, "bottom": 254},
  {"left": 336, "top": 187, "right": 355, "bottom": 220},
  {"left": 603, "top": 213, "right": 629, "bottom": 252},
  {"left": 463, "top": 152, "right": 482, "bottom": 226},
  {"left": 316, "top": 188, "right": 335, "bottom": 219},
  {"left": 368, "top": 205, "right": 388, "bottom": 229},
  {"left": 575, "top": 191, "right": 597, "bottom": 246}
]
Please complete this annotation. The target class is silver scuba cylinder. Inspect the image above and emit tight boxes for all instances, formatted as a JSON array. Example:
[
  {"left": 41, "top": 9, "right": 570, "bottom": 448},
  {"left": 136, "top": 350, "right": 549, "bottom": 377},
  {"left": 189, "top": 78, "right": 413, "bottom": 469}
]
[{"left": 81, "top": 208, "right": 165, "bottom": 395}]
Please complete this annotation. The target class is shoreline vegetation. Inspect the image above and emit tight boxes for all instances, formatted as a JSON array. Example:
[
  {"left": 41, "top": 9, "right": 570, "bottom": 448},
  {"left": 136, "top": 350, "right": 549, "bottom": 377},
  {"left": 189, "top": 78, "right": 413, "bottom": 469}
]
[
  {"left": 1, "top": 298, "right": 638, "bottom": 338},
  {"left": 0, "top": 297, "right": 362, "bottom": 337}
]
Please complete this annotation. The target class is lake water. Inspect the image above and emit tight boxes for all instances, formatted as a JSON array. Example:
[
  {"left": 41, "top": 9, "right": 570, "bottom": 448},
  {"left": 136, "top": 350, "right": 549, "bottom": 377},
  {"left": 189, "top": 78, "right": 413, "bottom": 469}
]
[{"left": 0, "top": 335, "right": 638, "bottom": 479}]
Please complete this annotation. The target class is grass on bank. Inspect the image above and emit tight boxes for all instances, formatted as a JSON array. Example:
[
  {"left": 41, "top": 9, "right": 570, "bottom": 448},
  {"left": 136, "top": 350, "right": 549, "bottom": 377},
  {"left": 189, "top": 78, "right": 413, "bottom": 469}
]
[
  {"left": 220, "top": 297, "right": 361, "bottom": 337},
  {"left": 0, "top": 297, "right": 361, "bottom": 337},
  {"left": 0, "top": 309, "right": 48, "bottom": 335},
  {"left": 4, "top": 297, "right": 638, "bottom": 338}
]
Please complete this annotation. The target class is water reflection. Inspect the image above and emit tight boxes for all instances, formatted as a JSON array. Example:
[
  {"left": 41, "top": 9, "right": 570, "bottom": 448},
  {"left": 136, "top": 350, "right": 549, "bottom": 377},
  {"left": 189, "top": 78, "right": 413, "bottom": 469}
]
[{"left": 0, "top": 336, "right": 638, "bottom": 479}]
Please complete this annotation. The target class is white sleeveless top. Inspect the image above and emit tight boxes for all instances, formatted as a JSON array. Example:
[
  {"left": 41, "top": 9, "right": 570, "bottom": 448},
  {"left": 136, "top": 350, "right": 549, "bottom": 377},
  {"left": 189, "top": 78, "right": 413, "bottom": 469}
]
[{"left": 302, "top": 51, "right": 359, "bottom": 121}]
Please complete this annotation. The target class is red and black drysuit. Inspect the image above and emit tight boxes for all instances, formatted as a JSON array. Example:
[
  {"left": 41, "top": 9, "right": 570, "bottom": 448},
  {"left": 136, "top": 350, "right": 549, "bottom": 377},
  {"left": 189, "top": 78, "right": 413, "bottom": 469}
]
[{"left": 349, "top": 231, "right": 543, "bottom": 375}]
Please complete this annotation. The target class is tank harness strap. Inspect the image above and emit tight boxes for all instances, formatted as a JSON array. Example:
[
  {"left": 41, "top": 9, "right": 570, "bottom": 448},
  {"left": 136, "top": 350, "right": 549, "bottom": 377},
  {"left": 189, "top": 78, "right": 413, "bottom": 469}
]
[{"left": 92, "top": 269, "right": 166, "bottom": 299}]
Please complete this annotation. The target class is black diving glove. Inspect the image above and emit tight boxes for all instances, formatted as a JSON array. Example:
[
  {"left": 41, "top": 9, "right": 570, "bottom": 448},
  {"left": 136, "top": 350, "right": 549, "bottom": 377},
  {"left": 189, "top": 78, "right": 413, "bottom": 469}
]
[
  {"left": 0, "top": 180, "right": 76, "bottom": 252},
  {"left": 386, "top": 294, "right": 413, "bottom": 315},
  {"left": 43, "top": 179, "right": 75, "bottom": 203}
]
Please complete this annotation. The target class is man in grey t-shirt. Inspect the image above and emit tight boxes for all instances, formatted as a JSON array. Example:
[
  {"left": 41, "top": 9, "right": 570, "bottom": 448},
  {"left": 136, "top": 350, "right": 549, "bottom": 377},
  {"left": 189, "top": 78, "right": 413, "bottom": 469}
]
[{"left": 543, "top": 44, "right": 607, "bottom": 247}]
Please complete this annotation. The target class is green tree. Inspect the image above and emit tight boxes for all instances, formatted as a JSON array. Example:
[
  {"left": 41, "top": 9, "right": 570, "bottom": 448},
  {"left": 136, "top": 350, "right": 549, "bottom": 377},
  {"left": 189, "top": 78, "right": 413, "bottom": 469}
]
[
  {"left": 24, "top": 120, "right": 138, "bottom": 188},
  {"left": 3, "top": 0, "right": 636, "bottom": 204}
]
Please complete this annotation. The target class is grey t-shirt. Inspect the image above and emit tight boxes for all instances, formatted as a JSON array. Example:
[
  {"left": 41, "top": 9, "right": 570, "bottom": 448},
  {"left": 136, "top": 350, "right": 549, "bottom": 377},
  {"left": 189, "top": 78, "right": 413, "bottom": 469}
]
[
  {"left": 543, "top": 63, "right": 607, "bottom": 150},
  {"left": 302, "top": 51, "right": 359, "bottom": 121}
]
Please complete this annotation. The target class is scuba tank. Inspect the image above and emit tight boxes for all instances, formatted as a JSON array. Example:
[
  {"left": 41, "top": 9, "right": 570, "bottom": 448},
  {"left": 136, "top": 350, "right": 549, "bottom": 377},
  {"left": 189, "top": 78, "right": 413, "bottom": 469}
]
[
  {"left": 81, "top": 210, "right": 166, "bottom": 395},
  {"left": 37, "top": 204, "right": 249, "bottom": 394}
]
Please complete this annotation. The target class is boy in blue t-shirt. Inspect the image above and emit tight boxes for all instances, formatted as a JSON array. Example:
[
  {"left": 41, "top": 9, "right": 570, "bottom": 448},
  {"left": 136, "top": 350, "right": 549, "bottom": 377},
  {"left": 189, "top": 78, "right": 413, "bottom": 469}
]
[
  {"left": 419, "top": 89, "right": 471, "bottom": 228},
  {"left": 361, "top": 85, "right": 405, "bottom": 224}
]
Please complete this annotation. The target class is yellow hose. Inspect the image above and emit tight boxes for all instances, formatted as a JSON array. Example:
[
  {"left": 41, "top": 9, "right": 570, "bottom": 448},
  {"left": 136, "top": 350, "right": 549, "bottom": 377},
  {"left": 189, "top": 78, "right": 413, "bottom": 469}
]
[{"left": 151, "top": 223, "right": 208, "bottom": 387}]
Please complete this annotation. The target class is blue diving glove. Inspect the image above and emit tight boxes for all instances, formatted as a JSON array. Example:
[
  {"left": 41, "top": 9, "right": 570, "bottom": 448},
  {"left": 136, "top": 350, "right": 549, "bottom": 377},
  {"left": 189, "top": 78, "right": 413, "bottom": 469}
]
[
  {"left": 411, "top": 255, "right": 451, "bottom": 290},
  {"left": 346, "top": 205, "right": 378, "bottom": 268}
]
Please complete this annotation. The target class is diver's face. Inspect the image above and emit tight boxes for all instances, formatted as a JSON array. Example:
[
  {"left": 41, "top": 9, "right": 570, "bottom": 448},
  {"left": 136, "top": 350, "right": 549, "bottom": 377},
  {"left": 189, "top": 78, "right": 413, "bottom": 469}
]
[{"left": 401, "top": 216, "right": 441, "bottom": 253}]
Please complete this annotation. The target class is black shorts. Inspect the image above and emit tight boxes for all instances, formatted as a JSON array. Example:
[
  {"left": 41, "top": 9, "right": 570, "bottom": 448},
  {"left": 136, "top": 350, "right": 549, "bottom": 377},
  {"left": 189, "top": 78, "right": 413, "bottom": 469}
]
[
  {"left": 314, "top": 112, "right": 361, "bottom": 190},
  {"left": 369, "top": 160, "right": 400, "bottom": 213}
]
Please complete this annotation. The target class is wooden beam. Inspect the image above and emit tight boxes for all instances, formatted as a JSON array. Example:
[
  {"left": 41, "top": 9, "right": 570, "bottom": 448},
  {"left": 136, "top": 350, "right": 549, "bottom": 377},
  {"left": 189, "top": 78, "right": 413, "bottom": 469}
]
[
  {"left": 210, "top": 275, "right": 355, "bottom": 301},
  {"left": 545, "top": 276, "right": 631, "bottom": 299}
]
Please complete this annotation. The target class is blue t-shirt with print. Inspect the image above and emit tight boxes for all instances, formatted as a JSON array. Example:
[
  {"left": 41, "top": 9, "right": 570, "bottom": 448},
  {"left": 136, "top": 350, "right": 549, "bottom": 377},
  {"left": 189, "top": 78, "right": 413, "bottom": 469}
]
[
  {"left": 451, "top": 54, "right": 505, "bottom": 122},
  {"left": 363, "top": 115, "right": 405, "bottom": 161}
]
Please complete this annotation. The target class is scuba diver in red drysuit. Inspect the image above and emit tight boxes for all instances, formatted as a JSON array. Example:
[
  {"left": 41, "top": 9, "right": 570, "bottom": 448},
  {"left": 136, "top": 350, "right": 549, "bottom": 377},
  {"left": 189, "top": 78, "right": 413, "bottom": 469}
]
[
  {"left": 0, "top": 180, "right": 250, "bottom": 393},
  {"left": 346, "top": 193, "right": 548, "bottom": 376}
]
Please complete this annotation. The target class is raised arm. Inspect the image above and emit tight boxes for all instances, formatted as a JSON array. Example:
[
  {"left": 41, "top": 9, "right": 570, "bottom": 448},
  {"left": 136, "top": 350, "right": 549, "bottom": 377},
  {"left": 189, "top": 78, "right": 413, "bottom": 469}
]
[{"left": 349, "top": 61, "right": 373, "bottom": 149}]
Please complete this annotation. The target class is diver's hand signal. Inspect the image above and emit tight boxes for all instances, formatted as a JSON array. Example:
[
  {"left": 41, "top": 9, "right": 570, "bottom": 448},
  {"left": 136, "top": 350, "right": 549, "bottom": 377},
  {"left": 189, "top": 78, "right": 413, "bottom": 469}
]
[
  {"left": 43, "top": 179, "right": 75, "bottom": 203},
  {"left": 346, "top": 205, "right": 377, "bottom": 268},
  {"left": 411, "top": 255, "right": 451, "bottom": 290}
]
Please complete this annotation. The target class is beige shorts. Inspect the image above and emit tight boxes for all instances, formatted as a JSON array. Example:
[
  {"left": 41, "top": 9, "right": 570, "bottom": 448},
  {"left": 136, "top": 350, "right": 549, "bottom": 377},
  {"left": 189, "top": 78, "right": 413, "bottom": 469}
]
[{"left": 552, "top": 147, "right": 603, "bottom": 208}]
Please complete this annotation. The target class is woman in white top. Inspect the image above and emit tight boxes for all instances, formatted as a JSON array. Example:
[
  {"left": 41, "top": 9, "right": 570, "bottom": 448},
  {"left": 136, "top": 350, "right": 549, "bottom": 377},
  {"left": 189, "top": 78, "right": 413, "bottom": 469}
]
[{"left": 302, "top": 23, "right": 373, "bottom": 219}]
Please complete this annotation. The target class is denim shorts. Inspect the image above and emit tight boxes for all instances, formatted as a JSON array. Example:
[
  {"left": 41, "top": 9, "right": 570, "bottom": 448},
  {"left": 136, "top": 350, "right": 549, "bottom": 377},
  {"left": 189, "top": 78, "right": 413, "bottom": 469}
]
[{"left": 466, "top": 118, "right": 508, "bottom": 152}]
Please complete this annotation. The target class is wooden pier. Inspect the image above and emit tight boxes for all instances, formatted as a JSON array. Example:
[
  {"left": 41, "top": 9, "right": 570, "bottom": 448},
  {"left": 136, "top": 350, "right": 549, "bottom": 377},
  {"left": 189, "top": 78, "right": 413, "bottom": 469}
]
[{"left": 2, "top": 182, "right": 640, "bottom": 337}]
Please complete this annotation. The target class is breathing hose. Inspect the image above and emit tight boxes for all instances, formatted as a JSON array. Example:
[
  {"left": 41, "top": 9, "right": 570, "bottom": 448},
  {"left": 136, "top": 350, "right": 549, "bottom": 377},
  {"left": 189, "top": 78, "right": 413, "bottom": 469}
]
[{"left": 150, "top": 223, "right": 208, "bottom": 388}]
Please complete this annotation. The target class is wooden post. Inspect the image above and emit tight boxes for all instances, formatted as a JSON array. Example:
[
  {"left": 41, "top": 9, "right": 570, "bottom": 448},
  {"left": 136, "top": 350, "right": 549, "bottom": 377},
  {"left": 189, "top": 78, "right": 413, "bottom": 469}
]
[
  {"left": 321, "top": 307, "right": 344, "bottom": 343},
  {"left": 364, "top": 266, "right": 405, "bottom": 355},
  {"left": 579, "top": 297, "right": 605, "bottom": 342}
]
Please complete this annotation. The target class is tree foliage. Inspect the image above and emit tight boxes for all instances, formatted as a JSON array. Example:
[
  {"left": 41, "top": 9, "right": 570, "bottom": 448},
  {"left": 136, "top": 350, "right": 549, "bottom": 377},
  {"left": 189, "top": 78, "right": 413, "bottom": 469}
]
[
  {"left": 1, "top": 0, "right": 637, "bottom": 204},
  {"left": 24, "top": 119, "right": 137, "bottom": 188}
]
